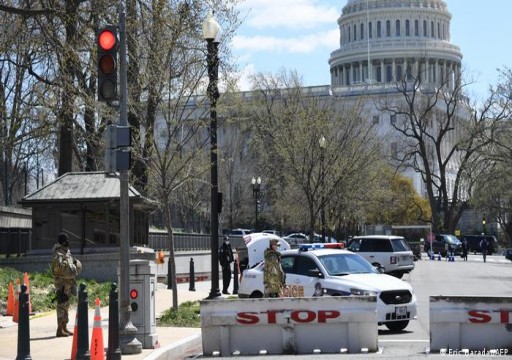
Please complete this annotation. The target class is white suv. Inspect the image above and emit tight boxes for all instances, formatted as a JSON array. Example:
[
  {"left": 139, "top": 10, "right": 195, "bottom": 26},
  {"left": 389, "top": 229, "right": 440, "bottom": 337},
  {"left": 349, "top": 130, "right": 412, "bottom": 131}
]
[
  {"left": 347, "top": 236, "right": 414, "bottom": 278},
  {"left": 238, "top": 243, "right": 417, "bottom": 332}
]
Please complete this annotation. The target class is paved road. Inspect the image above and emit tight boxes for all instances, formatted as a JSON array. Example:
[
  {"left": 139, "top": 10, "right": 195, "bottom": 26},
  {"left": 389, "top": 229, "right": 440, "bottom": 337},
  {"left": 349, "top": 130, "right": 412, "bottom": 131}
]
[{"left": 182, "top": 253, "right": 512, "bottom": 359}]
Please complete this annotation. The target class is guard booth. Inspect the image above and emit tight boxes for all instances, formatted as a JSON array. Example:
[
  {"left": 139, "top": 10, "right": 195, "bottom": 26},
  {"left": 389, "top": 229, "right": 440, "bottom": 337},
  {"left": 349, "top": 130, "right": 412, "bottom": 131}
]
[{"left": 118, "top": 259, "right": 158, "bottom": 348}]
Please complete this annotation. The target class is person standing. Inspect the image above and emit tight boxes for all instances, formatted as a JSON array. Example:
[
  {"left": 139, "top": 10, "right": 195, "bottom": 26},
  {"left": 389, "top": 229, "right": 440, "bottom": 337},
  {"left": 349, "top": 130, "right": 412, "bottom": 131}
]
[
  {"left": 480, "top": 237, "right": 488, "bottom": 263},
  {"left": 219, "top": 236, "right": 234, "bottom": 295},
  {"left": 51, "top": 232, "right": 81, "bottom": 337},
  {"left": 462, "top": 238, "right": 468, "bottom": 261},
  {"left": 263, "top": 239, "right": 285, "bottom": 298}
]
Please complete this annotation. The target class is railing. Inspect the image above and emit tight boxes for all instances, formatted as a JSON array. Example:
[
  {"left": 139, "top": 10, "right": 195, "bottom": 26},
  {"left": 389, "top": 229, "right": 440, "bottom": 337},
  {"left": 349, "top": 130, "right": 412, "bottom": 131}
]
[
  {"left": 0, "top": 229, "right": 31, "bottom": 256},
  {"left": 148, "top": 232, "right": 246, "bottom": 252}
]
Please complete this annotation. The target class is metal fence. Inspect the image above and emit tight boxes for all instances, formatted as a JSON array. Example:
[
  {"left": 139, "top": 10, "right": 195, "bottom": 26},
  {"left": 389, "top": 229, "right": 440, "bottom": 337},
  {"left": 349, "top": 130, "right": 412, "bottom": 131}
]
[
  {"left": 148, "top": 232, "right": 246, "bottom": 252},
  {"left": 0, "top": 229, "right": 31, "bottom": 256}
]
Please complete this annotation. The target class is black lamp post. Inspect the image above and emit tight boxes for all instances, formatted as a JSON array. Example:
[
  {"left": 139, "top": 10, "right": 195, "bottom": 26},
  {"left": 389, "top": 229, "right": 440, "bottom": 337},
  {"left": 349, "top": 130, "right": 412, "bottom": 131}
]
[
  {"left": 319, "top": 136, "right": 326, "bottom": 242},
  {"left": 252, "top": 176, "right": 261, "bottom": 231},
  {"left": 203, "top": 12, "right": 221, "bottom": 299}
]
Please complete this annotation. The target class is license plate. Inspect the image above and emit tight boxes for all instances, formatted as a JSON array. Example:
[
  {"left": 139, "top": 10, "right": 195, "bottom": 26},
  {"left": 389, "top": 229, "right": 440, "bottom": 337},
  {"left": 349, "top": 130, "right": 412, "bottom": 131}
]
[{"left": 395, "top": 306, "right": 407, "bottom": 317}]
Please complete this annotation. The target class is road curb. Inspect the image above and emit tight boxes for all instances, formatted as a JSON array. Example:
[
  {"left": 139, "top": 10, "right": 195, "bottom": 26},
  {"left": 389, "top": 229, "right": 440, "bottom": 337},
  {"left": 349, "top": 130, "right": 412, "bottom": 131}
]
[{"left": 143, "top": 332, "right": 201, "bottom": 360}]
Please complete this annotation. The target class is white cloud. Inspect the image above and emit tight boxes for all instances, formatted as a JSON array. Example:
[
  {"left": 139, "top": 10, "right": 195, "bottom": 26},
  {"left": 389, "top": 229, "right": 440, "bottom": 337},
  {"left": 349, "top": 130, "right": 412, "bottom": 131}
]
[
  {"left": 232, "top": 29, "right": 339, "bottom": 54},
  {"left": 239, "top": 0, "right": 339, "bottom": 30}
]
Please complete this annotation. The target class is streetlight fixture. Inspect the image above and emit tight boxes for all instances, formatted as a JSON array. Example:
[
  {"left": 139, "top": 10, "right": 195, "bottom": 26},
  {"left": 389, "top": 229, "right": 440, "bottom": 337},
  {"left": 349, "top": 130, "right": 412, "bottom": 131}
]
[
  {"left": 319, "top": 136, "right": 326, "bottom": 243},
  {"left": 251, "top": 176, "right": 262, "bottom": 230},
  {"left": 203, "top": 11, "right": 221, "bottom": 299}
]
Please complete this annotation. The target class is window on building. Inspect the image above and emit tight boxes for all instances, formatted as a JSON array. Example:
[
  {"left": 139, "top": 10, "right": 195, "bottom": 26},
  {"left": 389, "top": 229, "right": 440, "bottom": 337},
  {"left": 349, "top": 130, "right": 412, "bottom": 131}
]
[
  {"left": 376, "top": 66, "right": 382, "bottom": 82},
  {"left": 406, "top": 20, "right": 410, "bottom": 36},
  {"left": 415, "top": 20, "right": 419, "bottom": 36},
  {"left": 431, "top": 21, "right": 435, "bottom": 38},
  {"left": 354, "top": 24, "right": 357, "bottom": 41},
  {"left": 361, "top": 23, "right": 364, "bottom": 40},
  {"left": 396, "top": 20, "right": 400, "bottom": 36},
  {"left": 406, "top": 65, "right": 412, "bottom": 80},
  {"left": 377, "top": 21, "right": 381, "bottom": 37},
  {"left": 386, "top": 20, "right": 391, "bottom": 37},
  {"left": 390, "top": 114, "right": 397, "bottom": 125},
  {"left": 373, "top": 115, "right": 379, "bottom": 125},
  {"left": 396, "top": 65, "right": 403, "bottom": 81},
  {"left": 423, "top": 20, "right": 427, "bottom": 37},
  {"left": 369, "top": 22, "right": 373, "bottom": 38},
  {"left": 437, "top": 22, "right": 441, "bottom": 39},
  {"left": 386, "top": 65, "right": 392, "bottom": 82},
  {"left": 348, "top": 27, "right": 351, "bottom": 42}
]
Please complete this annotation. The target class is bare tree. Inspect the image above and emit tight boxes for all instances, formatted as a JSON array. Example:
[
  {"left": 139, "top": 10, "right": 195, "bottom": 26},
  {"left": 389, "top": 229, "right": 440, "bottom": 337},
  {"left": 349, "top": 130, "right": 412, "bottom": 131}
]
[
  {"left": 248, "top": 70, "right": 382, "bottom": 240},
  {"left": 375, "top": 61, "right": 511, "bottom": 233}
]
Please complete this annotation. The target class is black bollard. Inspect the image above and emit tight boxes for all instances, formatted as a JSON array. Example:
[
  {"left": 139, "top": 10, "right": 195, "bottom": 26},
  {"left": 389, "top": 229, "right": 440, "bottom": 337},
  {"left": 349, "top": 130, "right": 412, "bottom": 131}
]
[
  {"left": 16, "top": 284, "right": 31, "bottom": 360},
  {"left": 106, "top": 283, "right": 121, "bottom": 360},
  {"left": 167, "top": 255, "right": 172, "bottom": 289},
  {"left": 76, "top": 283, "right": 90, "bottom": 360},
  {"left": 232, "top": 259, "right": 239, "bottom": 295},
  {"left": 189, "top": 258, "right": 196, "bottom": 291}
]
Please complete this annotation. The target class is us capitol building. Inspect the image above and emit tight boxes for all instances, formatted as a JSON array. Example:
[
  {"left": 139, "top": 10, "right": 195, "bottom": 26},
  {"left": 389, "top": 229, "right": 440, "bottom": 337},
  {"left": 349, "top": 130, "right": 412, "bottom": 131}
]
[{"left": 325, "top": 0, "right": 463, "bottom": 198}]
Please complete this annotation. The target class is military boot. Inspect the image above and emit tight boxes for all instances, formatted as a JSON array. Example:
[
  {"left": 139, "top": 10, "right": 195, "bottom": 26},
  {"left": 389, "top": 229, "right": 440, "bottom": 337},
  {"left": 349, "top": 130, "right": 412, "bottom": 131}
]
[
  {"left": 56, "top": 323, "right": 69, "bottom": 337},
  {"left": 64, "top": 322, "right": 74, "bottom": 336}
]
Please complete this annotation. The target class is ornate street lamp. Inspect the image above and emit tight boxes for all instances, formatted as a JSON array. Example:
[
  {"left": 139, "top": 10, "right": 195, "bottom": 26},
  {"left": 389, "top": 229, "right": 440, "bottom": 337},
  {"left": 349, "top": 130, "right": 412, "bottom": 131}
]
[
  {"left": 319, "top": 136, "right": 326, "bottom": 243},
  {"left": 251, "top": 177, "right": 262, "bottom": 230},
  {"left": 203, "top": 12, "right": 221, "bottom": 299}
]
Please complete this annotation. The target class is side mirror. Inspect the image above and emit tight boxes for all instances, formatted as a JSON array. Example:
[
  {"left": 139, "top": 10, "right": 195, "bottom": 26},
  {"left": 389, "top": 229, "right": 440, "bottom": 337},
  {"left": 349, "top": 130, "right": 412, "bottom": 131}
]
[
  {"left": 308, "top": 269, "right": 324, "bottom": 278},
  {"left": 376, "top": 265, "right": 385, "bottom": 274}
]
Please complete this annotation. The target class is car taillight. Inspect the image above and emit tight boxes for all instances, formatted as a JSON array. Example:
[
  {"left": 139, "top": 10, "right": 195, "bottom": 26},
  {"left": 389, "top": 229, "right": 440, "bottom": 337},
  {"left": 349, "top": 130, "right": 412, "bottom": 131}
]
[{"left": 390, "top": 256, "right": 397, "bottom": 264}]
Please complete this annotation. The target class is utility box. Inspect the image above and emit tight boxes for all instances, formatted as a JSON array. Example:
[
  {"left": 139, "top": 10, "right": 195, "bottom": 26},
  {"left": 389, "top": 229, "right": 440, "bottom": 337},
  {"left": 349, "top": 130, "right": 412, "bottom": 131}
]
[{"left": 118, "top": 259, "right": 158, "bottom": 348}]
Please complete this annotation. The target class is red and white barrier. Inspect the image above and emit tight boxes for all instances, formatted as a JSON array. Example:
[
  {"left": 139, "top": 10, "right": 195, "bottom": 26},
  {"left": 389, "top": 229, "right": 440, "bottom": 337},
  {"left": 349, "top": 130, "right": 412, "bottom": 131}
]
[
  {"left": 430, "top": 295, "right": 512, "bottom": 354},
  {"left": 201, "top": 296, "right": 378, "bottom": 356}
]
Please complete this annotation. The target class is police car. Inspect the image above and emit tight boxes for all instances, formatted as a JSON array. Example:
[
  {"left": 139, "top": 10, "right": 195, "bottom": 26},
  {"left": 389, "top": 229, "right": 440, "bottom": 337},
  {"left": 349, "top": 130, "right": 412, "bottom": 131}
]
[{"left": 237, "top": 243, "right": 417, "bottom": 332}]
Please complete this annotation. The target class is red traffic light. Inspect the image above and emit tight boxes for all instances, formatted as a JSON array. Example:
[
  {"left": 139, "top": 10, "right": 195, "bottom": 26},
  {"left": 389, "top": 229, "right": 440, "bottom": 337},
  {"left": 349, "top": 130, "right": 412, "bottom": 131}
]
[
  {"left": 130, "top": 289, "right": 138, "bottom": 299},
  {"left": 98, "top": 29, "right": 117, "bottom": 51}
]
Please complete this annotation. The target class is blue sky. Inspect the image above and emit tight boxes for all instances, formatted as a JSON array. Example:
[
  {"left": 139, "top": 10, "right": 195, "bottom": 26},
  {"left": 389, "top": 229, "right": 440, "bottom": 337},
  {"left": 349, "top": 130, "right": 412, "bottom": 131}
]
[{"left": 231, "top": 0, "right": 512, "bottom": 100}]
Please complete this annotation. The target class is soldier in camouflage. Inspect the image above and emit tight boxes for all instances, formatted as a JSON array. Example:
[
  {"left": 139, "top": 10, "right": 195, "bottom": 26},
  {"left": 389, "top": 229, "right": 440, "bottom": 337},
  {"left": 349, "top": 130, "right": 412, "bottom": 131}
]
[
  {"left": 51, "top": 232, "right": 82, "bottom": 337},
  {"left": 263, "top": 239, "right": 285, "bottom": 297}
]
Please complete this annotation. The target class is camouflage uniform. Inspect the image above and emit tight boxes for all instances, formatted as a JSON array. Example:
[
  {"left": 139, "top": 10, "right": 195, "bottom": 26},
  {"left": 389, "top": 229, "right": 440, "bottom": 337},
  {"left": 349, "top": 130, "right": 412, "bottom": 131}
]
[
  {"left": 263, "top": 240, "right": 285, "bottom": 297},
  {"left": 51, "top": 233, "right": 81, "bottom": 337}
]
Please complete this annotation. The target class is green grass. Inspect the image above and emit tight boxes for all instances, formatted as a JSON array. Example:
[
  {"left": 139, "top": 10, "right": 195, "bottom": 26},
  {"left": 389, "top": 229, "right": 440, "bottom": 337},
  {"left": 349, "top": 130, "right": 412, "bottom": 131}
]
[
  {"left": 158, "top": 301, "right": 200, "bottom": 327},
  {"left": 0, "top": 266, "right": 112, "bottom": 313}
]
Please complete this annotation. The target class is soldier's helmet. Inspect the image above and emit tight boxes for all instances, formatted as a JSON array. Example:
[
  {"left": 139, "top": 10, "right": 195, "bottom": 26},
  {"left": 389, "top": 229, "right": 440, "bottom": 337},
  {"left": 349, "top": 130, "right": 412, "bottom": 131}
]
[
  {"left": 75, "top": 259, "right": 82, "bottom": 274},
  {"left": 269, "top": 239, "right": 279, "bottom": 247}
]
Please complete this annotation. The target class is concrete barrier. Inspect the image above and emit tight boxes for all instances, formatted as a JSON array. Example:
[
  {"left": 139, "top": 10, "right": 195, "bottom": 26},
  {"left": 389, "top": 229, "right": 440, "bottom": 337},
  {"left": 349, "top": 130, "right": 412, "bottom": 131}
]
[
  {"left": 201, "top": 296, "right": 378, "bottom": 356},
  {"left": 430, "top": 295, "right": 512, "bottom": 355}
]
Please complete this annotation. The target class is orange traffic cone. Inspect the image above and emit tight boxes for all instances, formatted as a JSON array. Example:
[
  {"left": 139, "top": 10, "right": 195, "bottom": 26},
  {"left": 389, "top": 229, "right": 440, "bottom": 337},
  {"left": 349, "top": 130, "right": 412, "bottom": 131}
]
[
  {"left": 23, "top": 272, "right": 32, "bottom": 314},
  {"left": 90, "top": 298, "right": 105, "bottom": 360},
  {"left": 70, "top": 311, "right": 78, "bottom": 360},
  {"left": 6, "top": 282, "right": 14, "bottom": 316},
  {"left": 13, "top": 278, "right": 20, "bottom": 323}
]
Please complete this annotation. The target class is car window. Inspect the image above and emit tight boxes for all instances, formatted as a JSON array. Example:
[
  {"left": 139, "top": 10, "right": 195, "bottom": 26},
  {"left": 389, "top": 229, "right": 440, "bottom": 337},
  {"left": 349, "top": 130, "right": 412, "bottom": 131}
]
[
  {"left": 281, "top": 256, "right": 295, "bottom": 274},
  {"left": 359, "top": 239, "right": 373, "bottom": 251},
  {"left": 391, "top": 238, "right": 411, "bottom": 251},
  {"left": 294, "top": 257, "right": 319, "bottom": 277},
  {"left": 319, "top": 253, "right": 375, "bottom": 274},
  {"left": 347, "top": 239, "right": 361, "bottom": 251},
  {"left": 372, "top": 239, "right": 393, "bottom": 252}
]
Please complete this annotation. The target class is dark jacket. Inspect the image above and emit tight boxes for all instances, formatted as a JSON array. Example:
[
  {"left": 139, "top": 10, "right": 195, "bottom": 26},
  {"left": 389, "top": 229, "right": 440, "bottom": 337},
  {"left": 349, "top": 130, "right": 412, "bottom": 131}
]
[{"left": 219, "top": 241, "right": 234, "bottom": 268}]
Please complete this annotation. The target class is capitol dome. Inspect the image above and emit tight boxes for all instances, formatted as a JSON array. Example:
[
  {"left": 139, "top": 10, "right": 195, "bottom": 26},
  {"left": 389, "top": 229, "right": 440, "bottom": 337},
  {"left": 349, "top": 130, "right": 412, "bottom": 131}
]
[{"left": 329, "top": 0, "right": 462, "bottom": 89}]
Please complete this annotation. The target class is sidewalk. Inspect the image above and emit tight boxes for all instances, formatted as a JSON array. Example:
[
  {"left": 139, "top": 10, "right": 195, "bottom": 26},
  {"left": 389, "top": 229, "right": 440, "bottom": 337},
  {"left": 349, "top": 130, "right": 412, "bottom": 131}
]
[{"left": 0, "top": 280, "right": 223, "bottom": 360}]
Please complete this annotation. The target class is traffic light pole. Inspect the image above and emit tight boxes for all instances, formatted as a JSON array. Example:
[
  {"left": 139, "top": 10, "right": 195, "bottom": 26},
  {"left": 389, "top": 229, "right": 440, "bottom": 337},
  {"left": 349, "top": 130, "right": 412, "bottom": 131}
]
[{"left": 118, "top": 1, "right": 142, "bottom": 354}]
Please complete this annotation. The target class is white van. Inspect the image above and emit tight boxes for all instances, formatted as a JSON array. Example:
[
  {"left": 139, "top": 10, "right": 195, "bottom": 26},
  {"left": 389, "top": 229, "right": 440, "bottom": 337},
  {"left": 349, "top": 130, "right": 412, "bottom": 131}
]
[{"left": 347, "top": 235, "right": 415, "bottom": 278}]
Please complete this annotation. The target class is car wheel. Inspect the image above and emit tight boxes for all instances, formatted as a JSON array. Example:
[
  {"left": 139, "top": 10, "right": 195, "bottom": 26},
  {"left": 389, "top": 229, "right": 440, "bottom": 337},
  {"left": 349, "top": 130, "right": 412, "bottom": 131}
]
[
  {"left": 385, "top": 320, "right": 409, "bottom": 332},
  {"left": 249, "top": 291, "right": 263, "bottom": 298}
]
